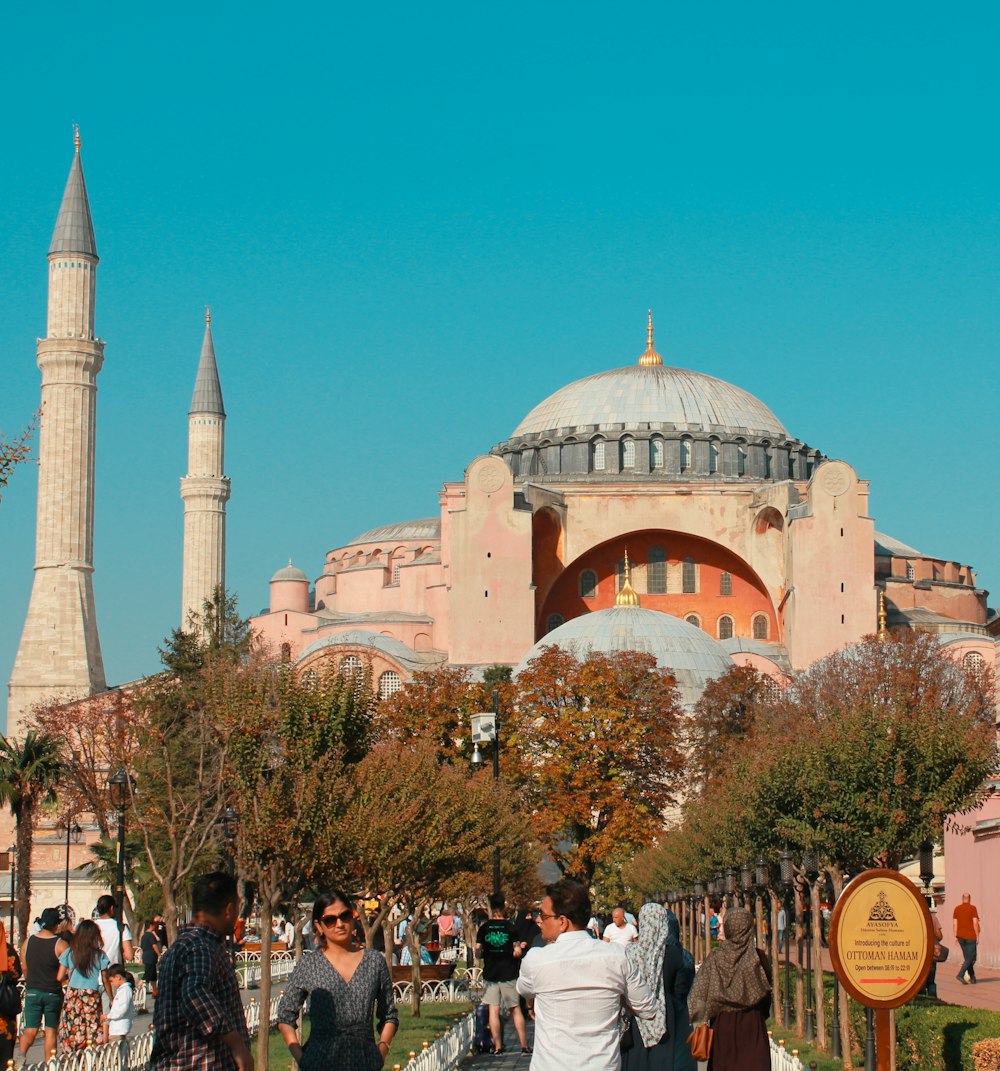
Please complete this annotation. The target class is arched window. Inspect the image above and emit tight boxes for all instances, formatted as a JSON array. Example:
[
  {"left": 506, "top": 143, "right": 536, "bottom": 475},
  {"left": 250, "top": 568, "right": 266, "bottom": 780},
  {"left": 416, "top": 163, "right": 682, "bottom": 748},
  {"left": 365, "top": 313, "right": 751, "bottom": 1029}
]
[
  {"left": 709, "top": 440, "right": 719, "bottom": 474},
  {"left": 685, "top": 614, "right": 701, "bottom": 628},
  {"left": 340, "top": 655, "right": 362, "bottom": 678},
  {"left": 719, "top": 571, "right": 732, "bottom": 596},
  {"left": 905, "top": 562, "right": 915, "bottom": 581},
  {"left": 680, "top": 439, "right": 691, "bottom": 472},
  {"left": 280, "top": 642, "right": 291, "bottom": 663},
  {"left": 302, "top": 669, "right": 318, "bottom": 686},
  {"left": 737, "top": 445, "right": 747, "bottom": 476},
  {"left": 620, "top": 438, "right": 636, "bottom": 469},
  {"left": 763, "top": 443, "right": 772, "bottom": 479},
  {"left": 761, "top": 676, "right": 781, "bottom": 702},
  {"left": 651, "top": 438, "right": 664, "bottom": 469},
  {"left": 615, "top": 559, "right": 626, "bottom": 592},
  {"left": 718, "top": 615, "right": 734, "bottom": 640},
  {"left": 378, "top": 671, "right": 402, "bottom": 699},
  {"left": 647, "top": 546, "right": 667, "bottom": 594},
  {"left": 752, "top": 614, "right": 769, "bottom": 640},
  {"left": 682, "top": 557, "right": 697, "bottom": 594},
  {"left": 964, "top": 651, "right": 986, "bottom": 672},
  {"left": 579, "top": 570, "right": 598, "bottom": 599},
  {"left": 592, "top": 440, "right": 606, "bottom": 472},
  {"left": 546, "top": 613, "right": 564, "bottom": 634}
]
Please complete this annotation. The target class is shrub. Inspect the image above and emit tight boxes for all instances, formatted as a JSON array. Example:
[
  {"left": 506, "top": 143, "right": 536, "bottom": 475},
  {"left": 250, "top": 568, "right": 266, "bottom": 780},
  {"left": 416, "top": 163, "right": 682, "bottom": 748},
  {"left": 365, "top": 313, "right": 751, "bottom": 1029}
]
[
  {"left": 895, "top": 1000, "right": 1000, "bottom": 1071},
  {"left": 973, "top": 1038, "right": 1000, "bottom": 1071}
]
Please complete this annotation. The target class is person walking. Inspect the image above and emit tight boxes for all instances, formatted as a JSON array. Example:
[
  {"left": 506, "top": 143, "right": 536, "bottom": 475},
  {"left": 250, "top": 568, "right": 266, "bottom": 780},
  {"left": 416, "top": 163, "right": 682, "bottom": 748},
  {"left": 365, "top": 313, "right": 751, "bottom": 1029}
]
[
  {"left": 776, "top": 905, "right": 787, "bottom": 954},
  {"left": 277, "top": 890, "right": 397, "bottom": 1070},
  {"left": 475, "top": 892, "right": 530, "bottom": 1055},
  {"left": 688, "top": 908, "right": 771, "bottom": 1071},
  {"left": 19, "top": 907, "right": 65, "bottom": 1060},
  {"left": 149, "top": 872, "right": 252, "bottom": 1071},
  {"left": 517, "top": 879, "right": 656, "bottom": 1071},
  {"left": 954, "top": 892, "right": 981, "bottom": 984},
  {"left": 0, "top": 920, "right": 22, "bottom": 1068},
  {"left": 604, "top": 907, "right": 639, "bottom": 945},
  {"left": 140, "top": 919, "right": 162, "bottom": 997},
  {"left": 56, "top": 918, "right": 110, "bottom": 1052},
  {"left": 622, "top": 905, "right": 695, "bottom": 1071},
  {"left": 102, "top": 965, "right": 135, "bottom": 1047},
  {"left": 93, "top": 894, "right": 134, "bottom": 966}
]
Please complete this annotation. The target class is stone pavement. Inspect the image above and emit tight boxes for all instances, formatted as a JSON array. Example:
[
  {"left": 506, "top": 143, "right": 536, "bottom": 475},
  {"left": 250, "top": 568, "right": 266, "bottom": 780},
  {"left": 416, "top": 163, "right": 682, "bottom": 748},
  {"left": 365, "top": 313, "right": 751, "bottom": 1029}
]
[{"left": 462, "top": 1020, "right": 534, "bottom": 1069}]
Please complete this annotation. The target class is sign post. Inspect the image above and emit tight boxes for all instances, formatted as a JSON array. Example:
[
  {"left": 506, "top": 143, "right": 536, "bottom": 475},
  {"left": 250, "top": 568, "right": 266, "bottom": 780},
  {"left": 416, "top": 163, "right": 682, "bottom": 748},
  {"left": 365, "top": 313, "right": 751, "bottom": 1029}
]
[{"left": 828, "top": 870, "right": 935, "bottom": 1071}]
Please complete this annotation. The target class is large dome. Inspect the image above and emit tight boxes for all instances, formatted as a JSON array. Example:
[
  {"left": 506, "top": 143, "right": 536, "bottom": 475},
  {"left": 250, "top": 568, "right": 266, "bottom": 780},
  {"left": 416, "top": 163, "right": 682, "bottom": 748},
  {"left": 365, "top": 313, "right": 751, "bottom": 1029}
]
[
  {"left": 512, "top": 364, "right": 786, "bottom": 439},
  {"left": 514, "top": 606, "right": 734, "bottom": 708}
]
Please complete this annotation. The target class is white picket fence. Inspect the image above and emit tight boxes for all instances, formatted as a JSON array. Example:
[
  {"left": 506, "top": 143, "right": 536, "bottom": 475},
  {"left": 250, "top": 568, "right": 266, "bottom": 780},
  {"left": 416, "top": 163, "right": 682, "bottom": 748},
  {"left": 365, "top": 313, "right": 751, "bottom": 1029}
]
[
  {"left": 769, "top": 1035, "right": 807, "bottom": 1070},
  {"left": 235, "top": 950, "right": 296, "bottom": 989},
  {"left": 394, "top": 1012, "right": 475, "bottom": 1071}
]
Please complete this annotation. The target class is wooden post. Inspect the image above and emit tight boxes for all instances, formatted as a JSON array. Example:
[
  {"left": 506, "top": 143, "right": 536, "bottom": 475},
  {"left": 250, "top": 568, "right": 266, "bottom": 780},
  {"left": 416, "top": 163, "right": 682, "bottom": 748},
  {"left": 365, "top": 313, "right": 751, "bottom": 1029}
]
[{"left": 875, "top": 1009, "right": 891, "bottom": 1071}]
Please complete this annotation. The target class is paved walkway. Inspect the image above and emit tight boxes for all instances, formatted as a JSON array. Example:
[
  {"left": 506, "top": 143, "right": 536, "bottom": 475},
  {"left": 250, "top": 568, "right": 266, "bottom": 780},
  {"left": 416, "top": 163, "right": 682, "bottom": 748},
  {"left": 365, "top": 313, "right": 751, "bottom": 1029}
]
[{"left": 463, "top": 1020, "right": 534, "bottom": 1069}]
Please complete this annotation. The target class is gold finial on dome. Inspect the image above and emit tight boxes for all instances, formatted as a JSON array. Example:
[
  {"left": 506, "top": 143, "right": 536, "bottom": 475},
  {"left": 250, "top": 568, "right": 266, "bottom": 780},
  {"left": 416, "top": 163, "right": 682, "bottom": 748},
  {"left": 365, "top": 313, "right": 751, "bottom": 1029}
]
[
  {"left": 638, "top": 309, "right": 663, "bottom": 367},
  {"left": 615, "top": 550, "right": 642, "bottom": 607},
  {"left": 73, "top": 124, "right": 81, "bottom": 152}
]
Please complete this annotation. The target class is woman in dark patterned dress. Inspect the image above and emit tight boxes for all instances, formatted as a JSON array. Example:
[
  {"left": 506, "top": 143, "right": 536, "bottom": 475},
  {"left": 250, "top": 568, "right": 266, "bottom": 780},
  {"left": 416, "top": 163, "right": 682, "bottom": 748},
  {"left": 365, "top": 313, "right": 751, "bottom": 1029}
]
[
  {"left": 0, "top": 920, "right": 22, "bottom": 1067},
  {"left": 278, "top": 890, "right": 398, "bottom": 1071}
]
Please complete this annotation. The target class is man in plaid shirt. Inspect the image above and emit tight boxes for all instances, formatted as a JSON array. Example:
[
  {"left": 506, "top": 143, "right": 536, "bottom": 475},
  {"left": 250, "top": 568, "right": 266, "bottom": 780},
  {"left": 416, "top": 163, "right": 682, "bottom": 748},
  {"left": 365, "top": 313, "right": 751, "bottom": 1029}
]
[{"left": 150, "top": 872, "right": 253, "bottom": 1071}]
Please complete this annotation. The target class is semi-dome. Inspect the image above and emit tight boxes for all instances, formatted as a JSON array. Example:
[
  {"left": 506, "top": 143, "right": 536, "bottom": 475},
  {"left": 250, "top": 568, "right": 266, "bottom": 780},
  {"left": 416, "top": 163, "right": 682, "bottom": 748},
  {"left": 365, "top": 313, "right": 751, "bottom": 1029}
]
[{"left": 514, "top": 605, "right": 734, "bottom": 708}]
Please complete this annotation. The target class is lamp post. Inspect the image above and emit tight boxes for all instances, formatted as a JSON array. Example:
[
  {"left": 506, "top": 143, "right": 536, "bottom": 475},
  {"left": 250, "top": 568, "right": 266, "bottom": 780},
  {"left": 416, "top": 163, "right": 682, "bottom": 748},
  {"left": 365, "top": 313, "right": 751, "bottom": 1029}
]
[
  {"left": 725, "top": 867, "right": 737, "bottom": 906},
  {"left": 108, "top": 769, "right": 135, "bottom": 955},
  {"left": 754, "top": 856, "right": 769, "bottom": 949},
  {"left": 831, "top": 875, "right": 844, "bottom": 1060},
  {"left": 802, "top": 852, "right": 819, "bottom": 1042},
  {"left": 470, "top": 689, "right": 501, "bottom": 897},
  {"left": 63, "top": 818, "right": 83, "bottom": 906},
  {"left": 780, "top": 845, "right": 793, "bottom": 1025}
]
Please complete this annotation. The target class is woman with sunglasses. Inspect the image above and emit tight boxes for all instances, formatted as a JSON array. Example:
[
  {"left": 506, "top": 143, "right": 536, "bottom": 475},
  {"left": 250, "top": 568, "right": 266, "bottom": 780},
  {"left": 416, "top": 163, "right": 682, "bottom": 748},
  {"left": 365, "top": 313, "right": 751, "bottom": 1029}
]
[{"left": 277, "top": 890, "right": 398, "bottom": 1070}]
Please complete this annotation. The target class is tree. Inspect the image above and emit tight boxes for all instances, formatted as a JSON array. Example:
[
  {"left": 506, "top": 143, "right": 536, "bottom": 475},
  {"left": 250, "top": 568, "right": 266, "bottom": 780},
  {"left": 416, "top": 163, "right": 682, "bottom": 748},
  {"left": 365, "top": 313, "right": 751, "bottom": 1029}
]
[
  {"left": 0, "top": 731, "right": 65, "bottom": 938},
  {"left": 509, "top": 646, "right": 684, "bottom": 885},
  {"left": 0, "top": 420, "right": 35, "bottom": 504}
]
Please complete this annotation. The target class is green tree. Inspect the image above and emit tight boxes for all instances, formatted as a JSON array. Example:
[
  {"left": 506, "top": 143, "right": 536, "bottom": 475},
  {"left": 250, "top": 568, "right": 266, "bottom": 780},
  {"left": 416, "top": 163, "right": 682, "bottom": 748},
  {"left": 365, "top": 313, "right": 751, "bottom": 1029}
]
[
  {"left": 0, "top": 419, "right": 35, "bottom": 504},
  {"left": 0, "top": 731, "right": 65, "bottom": 938}
]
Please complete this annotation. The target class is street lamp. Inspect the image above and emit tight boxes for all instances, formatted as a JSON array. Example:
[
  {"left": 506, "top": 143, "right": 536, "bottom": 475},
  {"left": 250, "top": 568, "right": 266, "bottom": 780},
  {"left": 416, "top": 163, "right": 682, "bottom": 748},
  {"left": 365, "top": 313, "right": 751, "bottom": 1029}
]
[
  {"left": 63, "top": 818, "right": 83, "bottom": 906},
  {"left": 725, "top": 867, "right": 737, "bottom": 903},
  {"left": 919, "top": 840, "right": 935, "bottom": 898},
  {"left": 470, "top": 689, "right": 502, "bottom": 897},
  {"left": 108, "top": 768, "right": 135, "bottom": 955},
  {"left": 780, "top": 845, "right": 793, "bottom": 1025}
]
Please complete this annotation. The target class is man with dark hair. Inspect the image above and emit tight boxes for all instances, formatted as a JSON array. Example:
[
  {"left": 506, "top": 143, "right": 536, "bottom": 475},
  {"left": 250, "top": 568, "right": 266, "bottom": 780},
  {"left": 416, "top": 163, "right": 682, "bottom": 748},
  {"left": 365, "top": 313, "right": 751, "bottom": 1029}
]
[
  {"left": 475, "top": 892, "right": 530, "bottom": 1055},
  {"left": 150, "top": 872, "right": 252, "bottom": 1071},
  {"left": 94, "top": 894, "right": 134, "bottom": 967},
  {"left": 517, "top": 879, "right": 655, "bottom": 1071}
]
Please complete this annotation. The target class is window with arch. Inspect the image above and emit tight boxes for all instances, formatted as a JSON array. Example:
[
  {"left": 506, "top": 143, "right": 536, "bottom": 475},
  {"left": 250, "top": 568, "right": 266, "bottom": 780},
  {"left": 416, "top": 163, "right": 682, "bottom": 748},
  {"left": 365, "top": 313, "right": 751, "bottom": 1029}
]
[
  {"left": 905, "top": 562, "right": 915, "bottom": 581},
  {"left": 647, "top": 546, "right": 667, "bottom": 594},
  {"left": 719, "top": 571, "right": 732, "bottom": 596},
  {"left": 580, "top": 569, "right": 598, "bottom": 599},
  {"left": 737, "top": 445, "right": 747, "bottom": 476},
  {"left": 546, "top": 613, "right": 564, "bottom": 634},
  {"left": 763, "top": 444, "right": 772, "bottom": 479},
  {"left": 378, "top": 671, "right": 402, "bottom": 699},
  {"left": 615, "top": 559, "right": 626, "bottom": 592},
  {"left": 682, "top": 557, "right": 697, "bottom": 594},
  {"left": 718, "top": 615, "right": 734, "bottom": 640},
  {"left": 340, "top": 655, "right": 362, "bottom": 678},
  {"left": 651, "top": 438, "right": 664, "bottom": 468},
  {"left": 709, "top": 440, "right": 719, "bottom": 474},
  {"left": 680, "top": 439, "right": 691, "bottom": 472},
  {"left": 964, "top": 651, "right": 986, "bottom": 672},
  {"left": 620, "top": 438, "right": 636, "bottom": 469},
  {"left": 280, "top": 642, "right": 291, "bottom": 663},
  {"left": 302, "top": 669, "right": 318, "bottom": 686},
  {"left": 592, "top": 440, "right": 606, "bottom": 471},
  {"left": 752, "top": 614, "right": 769, "bottom": 640},
  {"left": 761, "top": 676, "right": 781, "bottom": 702},
  {"left": 685, "top": 613, "right": 701, "bottom": 629}
]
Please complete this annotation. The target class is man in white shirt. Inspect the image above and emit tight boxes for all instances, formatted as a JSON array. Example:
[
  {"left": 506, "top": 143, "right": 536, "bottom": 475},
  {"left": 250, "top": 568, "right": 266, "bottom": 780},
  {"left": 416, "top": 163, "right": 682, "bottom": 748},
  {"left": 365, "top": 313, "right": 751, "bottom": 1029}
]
[
  {"left": 94, "top": 895, "right": 134, "bottom": 967},
  {"left": 602, "top": 907, "right": 638, "bottom": 944},
  {"left": 517, "top": 880, "right": 655, "bottom": 1071}
]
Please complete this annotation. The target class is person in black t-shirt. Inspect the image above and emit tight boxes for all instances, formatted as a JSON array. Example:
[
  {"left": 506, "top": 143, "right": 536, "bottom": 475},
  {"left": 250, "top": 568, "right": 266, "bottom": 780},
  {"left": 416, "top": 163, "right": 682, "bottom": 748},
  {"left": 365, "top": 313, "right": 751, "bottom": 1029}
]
[{"left": 475, "top": 893, "right": 530, "bottom": 1055}]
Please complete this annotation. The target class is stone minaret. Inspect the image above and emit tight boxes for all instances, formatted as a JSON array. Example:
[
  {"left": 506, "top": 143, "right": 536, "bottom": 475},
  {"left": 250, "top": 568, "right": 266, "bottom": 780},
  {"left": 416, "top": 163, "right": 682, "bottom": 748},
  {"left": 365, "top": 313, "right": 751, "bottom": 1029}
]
[
  {"left": 8, "top": 130, "right": 107, "bottom": 737},
  {"left": 180, "top": 310, "right": 229, "bottom": 629}
]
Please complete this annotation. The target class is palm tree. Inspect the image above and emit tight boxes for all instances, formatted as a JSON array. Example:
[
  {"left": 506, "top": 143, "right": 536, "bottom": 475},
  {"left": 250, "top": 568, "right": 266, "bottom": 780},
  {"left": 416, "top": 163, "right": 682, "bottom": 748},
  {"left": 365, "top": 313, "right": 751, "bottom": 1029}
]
[{"left": 0, "top": 732, "right": 65, "bottom": 939}]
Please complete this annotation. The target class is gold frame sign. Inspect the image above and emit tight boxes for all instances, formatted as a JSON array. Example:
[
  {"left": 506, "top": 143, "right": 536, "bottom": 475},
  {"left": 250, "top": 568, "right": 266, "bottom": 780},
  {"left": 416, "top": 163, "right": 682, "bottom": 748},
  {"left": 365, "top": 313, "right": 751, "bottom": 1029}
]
[{"left": 829, "top": 869, "right": 934, "bottom": 1009}]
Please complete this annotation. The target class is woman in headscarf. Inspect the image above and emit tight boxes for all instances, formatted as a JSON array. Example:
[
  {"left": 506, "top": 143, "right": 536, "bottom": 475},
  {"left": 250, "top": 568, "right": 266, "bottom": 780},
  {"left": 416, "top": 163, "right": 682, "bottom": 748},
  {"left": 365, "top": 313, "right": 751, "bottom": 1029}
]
[
  {"left": 687, "top": 907, "right": 771, "bottom": 1071},
  {"left": 622, "top": 903, "right": 697, "bottom": 1071}
]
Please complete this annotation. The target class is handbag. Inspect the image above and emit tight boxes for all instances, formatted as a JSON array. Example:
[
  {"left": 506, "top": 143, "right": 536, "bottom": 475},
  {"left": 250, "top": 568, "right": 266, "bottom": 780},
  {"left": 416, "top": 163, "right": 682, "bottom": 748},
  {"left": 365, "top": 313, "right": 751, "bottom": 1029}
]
[
  {"left": 935, "top": 943, "right": 949, "bottom": 963},
  {"left": 0, "top": 973, "right": 21, "bottom": 1019},
  {"left": 688, "top": 1023, "right": 713, "bottom": 1061}
]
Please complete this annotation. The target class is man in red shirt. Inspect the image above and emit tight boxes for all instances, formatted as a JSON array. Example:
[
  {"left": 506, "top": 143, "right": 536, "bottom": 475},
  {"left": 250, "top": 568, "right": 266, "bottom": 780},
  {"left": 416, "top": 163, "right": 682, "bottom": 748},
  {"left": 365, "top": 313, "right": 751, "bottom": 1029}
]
[{"left": 953, "top": 893, "right": 981, "bottom": 984}]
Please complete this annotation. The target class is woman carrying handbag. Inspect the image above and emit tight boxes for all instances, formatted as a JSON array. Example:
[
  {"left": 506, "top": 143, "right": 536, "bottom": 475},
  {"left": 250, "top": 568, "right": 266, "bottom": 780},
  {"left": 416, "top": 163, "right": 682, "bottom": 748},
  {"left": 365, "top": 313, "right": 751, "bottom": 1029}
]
[{"left": 0, "top": 921, "right": 22, "bottom": 1068}]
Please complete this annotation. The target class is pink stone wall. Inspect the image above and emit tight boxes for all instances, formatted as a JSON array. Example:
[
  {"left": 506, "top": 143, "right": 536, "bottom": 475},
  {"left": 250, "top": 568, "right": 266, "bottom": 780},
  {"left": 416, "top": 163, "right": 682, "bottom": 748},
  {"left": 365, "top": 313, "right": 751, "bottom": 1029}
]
[{"left": 943, "top": 785, "right": 1000, "bottom": 969}]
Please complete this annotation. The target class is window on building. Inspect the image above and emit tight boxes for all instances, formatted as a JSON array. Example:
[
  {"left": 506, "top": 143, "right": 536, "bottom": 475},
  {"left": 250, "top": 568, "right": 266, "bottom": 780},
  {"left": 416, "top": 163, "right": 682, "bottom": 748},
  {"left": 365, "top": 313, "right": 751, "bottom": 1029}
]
[
  {"left": 280, "top": 642, "right": 291, "bottom": 663},
  {"left": 340, "top": 655, "right": 362, "bottom": 678},
  {"left": 392, "top": 563, "right": 401, "bottom": 584},
  {"left": 580, "top": 570, "right": 598, "bottom": 598},
  {"left": 378, "top": 671, "right": 402, "bottom": 699},
  {"left": 682, "top": 557, "right": 697, "bottom": 594},
  {"left": 738, "top": 446, "right": 747, "bottom": 476},
  {"left": 680, "top": 439, "right": 691, "bottom": 472},
  {"left": 709, "top": 440, "right": 719, "bottom": 474},
  {"left": 592, "top": 440, "right": 606, "bottom": 471},
  {"left": 964, "top": 651, "right": 986, "bottom": 672},
  {"left": 752, "top": 615, "right": 769, "bottom": 640},
  {"left": 905, "top": 562, "right": 915, "bottom": 580},
  {"left": 648, "top": 546, "right": 667, "bottom": 594},
  {"left": 546, "top": 613, "right": 564, "bottom": 634},
  {"left": 621, "top": 438, "right": 636, "bottom": 469},
  {"left": 615, "top": 559, "right": 626, "bottom": 592},
  {"left": 651, "top": 438, "right": 664, "bottom": 468},
  {"left": 720, "top": 571, "right": 732, "bottom": 596},
  {"left": 302, "top": 669, "right": 318, "bottom": 686},
  {"left": 718, "top": 615, "right": 734, "bottom": 640},
  {"left": 761, "top": 676, "right": 780, "bottom": 702},
  {"left": 685, "top": 614, "right": 701, "bottom": 628}
]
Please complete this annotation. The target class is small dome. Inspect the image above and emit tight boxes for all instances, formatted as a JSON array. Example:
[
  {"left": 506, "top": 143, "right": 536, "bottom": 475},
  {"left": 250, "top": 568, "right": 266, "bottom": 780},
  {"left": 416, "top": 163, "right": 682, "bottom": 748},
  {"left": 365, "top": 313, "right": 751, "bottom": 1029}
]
[
  {"left": 512, "top": 365, "right": 786, "bottom": 439},
  {"left": 515, "top": 606, "right": 734, "bottom": 708},
  {"left": 271, "top": 561, "right": 309, "bottom": 583}
]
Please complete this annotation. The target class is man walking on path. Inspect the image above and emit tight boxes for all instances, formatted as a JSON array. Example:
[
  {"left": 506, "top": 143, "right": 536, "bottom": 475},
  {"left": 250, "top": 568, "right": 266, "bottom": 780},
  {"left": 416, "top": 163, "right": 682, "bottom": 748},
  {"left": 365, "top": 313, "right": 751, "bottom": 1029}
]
[
  {"left": 150, "top": 872, "right": 252, "bottom": 1071},
  {"left": 476, "top": 893, "right": 530, "bottom": 1055},
  {"left": 517, "top": 879, "right": 655, "bottom": 1071},
  {"left": 954, "top": 893, "right": 981, "bottom": 984},
  {"left": 777, "top": 905, "right": 787, "bottom": 953},
  {"left": 602, "top": 907, "right": 638, "bottom": 945}
]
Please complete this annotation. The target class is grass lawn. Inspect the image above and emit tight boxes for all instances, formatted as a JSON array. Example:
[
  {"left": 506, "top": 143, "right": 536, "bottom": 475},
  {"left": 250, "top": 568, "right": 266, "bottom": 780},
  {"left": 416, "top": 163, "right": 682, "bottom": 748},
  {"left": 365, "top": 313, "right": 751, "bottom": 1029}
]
[{"left": 266, "top": 1001, "right": 473, "bottom": 1070}]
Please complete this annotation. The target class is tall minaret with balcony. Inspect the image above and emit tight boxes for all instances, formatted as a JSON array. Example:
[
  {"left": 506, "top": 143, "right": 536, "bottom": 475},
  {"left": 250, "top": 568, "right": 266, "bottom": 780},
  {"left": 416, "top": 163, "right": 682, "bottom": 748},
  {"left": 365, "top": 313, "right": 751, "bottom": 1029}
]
[
  {"left": 180, "top": 310, "right": 230, "bottom": 629},
  {"left": 8, "top": 129, "right": 107, "bottom": 736}
]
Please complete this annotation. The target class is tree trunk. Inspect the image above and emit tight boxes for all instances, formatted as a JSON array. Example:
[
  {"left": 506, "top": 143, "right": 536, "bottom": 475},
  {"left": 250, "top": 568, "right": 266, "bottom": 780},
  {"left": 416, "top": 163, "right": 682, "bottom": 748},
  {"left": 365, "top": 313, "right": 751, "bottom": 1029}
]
[
  {"left": 15, "top": 803, "right": 33, "bottom": 944},
  {"left": 812, "top": 878, "right": 827, "bottom": 1050},
  {"left": 839, "top": 984, "right": 852, "bottom": 1070},
  {"left": 382, "top": 919, "right": 394, "bottom": 973},
  {"left": 163, "top": 887, "right": 181, "bottom": 945},
  {"left": 258, "top": 894, "right": 273, "bottom": 1071}
]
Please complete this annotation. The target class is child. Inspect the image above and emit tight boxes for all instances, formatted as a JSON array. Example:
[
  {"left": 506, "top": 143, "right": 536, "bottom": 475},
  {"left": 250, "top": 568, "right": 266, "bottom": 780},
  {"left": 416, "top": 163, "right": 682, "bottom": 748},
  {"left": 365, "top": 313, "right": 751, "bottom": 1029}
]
[{"left": 102, "top": 966, "right": 135, "bottom": 1047}]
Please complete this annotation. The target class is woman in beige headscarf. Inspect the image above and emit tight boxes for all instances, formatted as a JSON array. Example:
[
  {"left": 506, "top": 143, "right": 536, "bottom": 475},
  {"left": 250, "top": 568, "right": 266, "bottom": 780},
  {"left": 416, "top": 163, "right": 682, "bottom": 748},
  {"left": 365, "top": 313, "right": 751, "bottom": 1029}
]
[{"left": 687, "top": 907, "right": 771, "bottom": 1070}]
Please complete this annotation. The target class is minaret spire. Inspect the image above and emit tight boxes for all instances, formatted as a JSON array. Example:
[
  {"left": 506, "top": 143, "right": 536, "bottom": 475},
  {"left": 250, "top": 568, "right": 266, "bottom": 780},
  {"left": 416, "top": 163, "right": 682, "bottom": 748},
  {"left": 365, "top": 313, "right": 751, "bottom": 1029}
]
[
  {"left": 637, "top": 309, "right": 663, "bottom": 366},
  {"left": 50, "top": 127, "right": 97, "bottom": 257},
  {"left": 181, "top": 311, "right": 230, "bottom": 630}
]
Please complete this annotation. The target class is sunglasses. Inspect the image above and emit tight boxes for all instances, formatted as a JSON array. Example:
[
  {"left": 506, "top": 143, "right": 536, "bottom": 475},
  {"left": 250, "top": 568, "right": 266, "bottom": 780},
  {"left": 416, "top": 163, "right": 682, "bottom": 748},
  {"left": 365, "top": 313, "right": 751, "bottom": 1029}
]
[
  {"left": 537, "top": 911, "right": 563, "bottom": 922},
  {"left": 320, "top": 909, "right": 354, "bottom": 926}
]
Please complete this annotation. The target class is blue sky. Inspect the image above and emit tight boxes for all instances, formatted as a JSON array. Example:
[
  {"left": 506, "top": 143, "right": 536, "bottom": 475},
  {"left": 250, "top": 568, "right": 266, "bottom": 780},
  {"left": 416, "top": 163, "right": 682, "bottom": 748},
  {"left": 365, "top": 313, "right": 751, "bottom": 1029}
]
[{"left": 1, "top": 1, "right": 998, "bottom": 721}]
